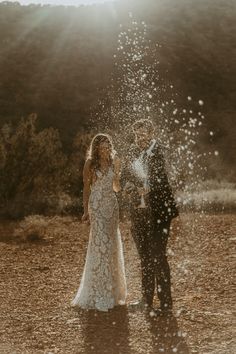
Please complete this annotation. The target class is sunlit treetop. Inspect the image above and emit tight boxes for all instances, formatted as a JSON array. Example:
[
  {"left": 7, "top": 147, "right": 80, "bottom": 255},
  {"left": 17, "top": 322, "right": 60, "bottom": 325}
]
[{"left": 1, "top": 0, "right": 116, "bottom": 6}]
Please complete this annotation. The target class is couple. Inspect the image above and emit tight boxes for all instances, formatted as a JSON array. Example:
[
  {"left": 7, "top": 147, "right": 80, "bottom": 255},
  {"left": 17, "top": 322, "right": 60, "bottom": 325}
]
[{"left": 71, "top": 119, "right": 179, "bottom": 313}]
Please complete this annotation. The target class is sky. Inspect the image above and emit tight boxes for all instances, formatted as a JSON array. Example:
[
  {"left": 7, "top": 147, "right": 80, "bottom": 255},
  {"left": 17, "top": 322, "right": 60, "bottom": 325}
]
[{"left": 1, "top": 0, "right": 115, "bottom": 6}]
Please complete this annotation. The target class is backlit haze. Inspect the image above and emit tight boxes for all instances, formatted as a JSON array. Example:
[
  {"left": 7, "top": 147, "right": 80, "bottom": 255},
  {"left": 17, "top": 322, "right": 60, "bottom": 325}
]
[{"left": 1, "top": 0, "right": 115, "bottom": 6}]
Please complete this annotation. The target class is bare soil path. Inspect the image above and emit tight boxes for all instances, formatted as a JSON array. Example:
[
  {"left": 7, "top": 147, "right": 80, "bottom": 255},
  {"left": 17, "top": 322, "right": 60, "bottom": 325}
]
[{"left": 0, "top": 213, "right": 235, "bottom": 354}]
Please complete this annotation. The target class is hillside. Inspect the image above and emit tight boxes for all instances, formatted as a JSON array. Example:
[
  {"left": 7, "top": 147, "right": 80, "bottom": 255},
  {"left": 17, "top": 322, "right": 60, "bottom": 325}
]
[{"left": 0, "top": 0, "right": 235, "bottom": 177}]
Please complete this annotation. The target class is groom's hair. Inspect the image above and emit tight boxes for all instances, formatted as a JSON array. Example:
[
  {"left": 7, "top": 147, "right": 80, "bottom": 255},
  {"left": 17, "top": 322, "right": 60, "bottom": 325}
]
[{"left": 132, "top": 119, "right": 154, "bottom": 133}]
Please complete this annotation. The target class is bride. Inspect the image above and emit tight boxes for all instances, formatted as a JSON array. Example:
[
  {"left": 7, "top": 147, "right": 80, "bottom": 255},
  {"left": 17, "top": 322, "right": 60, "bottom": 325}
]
[{"left": 71, "top": 133, "right": 127, "bottom": 311}]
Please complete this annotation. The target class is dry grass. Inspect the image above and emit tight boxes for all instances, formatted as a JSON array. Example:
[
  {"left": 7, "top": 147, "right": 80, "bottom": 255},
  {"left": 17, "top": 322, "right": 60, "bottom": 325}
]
[
  {"left": 13, "top": 215, "right": 49, "bottom": 242},
  {"left": 0, "top": 213, "right": 235, "bottom": 353},
  {"left": 177, "top": 180, "right": 236, "bottom": 212}
]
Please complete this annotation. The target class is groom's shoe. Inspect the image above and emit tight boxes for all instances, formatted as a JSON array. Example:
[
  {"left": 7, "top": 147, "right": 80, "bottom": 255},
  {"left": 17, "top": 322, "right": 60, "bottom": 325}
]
[
  {"left": 129, "top": 299, "right": 153, "bottom": 312},
  {"left": 160, "top": 304, "right": 173, "bottom": 316}
]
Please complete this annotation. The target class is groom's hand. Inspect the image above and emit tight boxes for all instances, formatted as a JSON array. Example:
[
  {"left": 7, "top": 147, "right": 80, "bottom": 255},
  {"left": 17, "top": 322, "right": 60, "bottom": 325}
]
[
  {"left": 137, "top": 187, "right": 150, "bottom": 196},
  {"left": 123, "top": 182, "right": 135, "bottom": 195}
]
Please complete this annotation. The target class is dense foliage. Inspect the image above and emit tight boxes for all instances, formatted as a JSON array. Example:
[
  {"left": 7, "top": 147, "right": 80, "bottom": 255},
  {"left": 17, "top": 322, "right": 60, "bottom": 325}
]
[{"left": 0, "top": 113, "right": 94, "bottom": 217}]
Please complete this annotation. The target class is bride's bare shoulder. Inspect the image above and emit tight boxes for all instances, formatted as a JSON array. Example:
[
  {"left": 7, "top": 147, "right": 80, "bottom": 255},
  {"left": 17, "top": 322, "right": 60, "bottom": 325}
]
[{"left": 113, "top": 154, "right": 120, "bottom": 163}]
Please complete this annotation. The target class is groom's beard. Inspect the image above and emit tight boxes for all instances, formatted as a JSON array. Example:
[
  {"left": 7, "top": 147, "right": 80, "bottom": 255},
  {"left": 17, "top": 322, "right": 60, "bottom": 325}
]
[{"left": 136, "top": 139, "right": 151, "bottom": 151}]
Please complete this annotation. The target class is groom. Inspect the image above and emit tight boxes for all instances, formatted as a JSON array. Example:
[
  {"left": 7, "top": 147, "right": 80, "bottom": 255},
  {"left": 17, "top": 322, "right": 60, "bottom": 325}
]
[{"left": 122, "top": 119, "right": 179, "bottom": 313}]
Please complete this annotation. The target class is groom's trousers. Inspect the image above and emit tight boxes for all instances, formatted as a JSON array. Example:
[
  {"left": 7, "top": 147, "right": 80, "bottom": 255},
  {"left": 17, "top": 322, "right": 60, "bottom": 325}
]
[{"left": 130, "top": 207, "right": 173, "bottom": 309}]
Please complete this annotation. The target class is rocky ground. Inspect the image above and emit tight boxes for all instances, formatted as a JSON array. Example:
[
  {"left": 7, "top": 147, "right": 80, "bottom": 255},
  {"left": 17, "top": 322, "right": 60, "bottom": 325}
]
[{"left": 0, "top": 213, "right": 235, "bottom": 354}]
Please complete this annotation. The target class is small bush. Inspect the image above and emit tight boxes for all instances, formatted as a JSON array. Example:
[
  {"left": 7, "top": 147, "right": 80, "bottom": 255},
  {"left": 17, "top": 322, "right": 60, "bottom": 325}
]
[
  {"left": 13, "top": 215, "right": 49, "bottom": 242},
  {"left": 177, "top": 180, "right": 236, "bottom": 212}
]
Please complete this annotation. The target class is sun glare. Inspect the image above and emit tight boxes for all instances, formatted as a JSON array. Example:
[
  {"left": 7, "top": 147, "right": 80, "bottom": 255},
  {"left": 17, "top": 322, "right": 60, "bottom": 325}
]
[{"left": 2, "top": 0, "right": 116, "bottom": 6}]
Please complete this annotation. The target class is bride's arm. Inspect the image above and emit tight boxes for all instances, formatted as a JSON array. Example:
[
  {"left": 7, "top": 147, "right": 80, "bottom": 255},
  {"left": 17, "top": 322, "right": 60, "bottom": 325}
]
[
  {"left": 113, "top": 155, "right": 121, "bottom": 193},
  {"left": 82, "top": 159, "right": 92, "bottom": 222}
]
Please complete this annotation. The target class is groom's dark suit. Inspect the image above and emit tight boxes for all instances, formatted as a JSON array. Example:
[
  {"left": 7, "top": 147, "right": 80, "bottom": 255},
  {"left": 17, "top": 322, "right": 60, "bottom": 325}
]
[{"left": 123, "top": 139, "right": 178, "bottom": 309}]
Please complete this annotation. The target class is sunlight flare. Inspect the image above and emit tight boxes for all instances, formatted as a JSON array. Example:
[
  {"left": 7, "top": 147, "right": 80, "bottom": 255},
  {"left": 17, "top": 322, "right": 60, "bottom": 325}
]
[{"left": 3, "top": 0, "right": 116, "bottom": 6}]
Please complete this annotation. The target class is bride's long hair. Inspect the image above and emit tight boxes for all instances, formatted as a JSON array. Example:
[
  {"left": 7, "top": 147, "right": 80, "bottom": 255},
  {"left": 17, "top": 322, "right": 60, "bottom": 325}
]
[{"left": 87, "top": 133, "right": 115, "bottom": 172}]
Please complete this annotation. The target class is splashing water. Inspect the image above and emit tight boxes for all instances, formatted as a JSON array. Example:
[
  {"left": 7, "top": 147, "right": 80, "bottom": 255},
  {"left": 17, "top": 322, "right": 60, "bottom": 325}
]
[{"left": 91, "top": 15, "right": 219, "bottom": 212}]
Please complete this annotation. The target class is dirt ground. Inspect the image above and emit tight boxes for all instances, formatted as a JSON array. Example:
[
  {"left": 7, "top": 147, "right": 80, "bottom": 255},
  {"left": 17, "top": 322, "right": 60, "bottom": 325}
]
[{"left": 0, "top": 213, "right": 235, "bottom": 354}]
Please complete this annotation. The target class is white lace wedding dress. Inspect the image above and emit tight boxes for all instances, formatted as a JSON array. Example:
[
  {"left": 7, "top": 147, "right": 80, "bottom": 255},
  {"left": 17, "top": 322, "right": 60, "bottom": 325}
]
[{"left": 71, "top": 167, "right": 127, "bottom": 311}]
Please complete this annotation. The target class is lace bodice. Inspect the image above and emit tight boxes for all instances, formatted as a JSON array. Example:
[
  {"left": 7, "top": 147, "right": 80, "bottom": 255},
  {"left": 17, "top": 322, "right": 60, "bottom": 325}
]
[
  {"left": 91, "top": 167, "right": 114, "bottom": 192},
  {"left": 89, "top": 167, "right": 117, "bottom": 219}
]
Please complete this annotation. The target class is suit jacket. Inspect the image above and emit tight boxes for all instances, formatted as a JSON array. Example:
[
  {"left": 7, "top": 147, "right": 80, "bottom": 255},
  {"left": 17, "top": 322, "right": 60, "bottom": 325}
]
[{"left": 122, "top": 140, "right": 179, "bottom": 223}]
